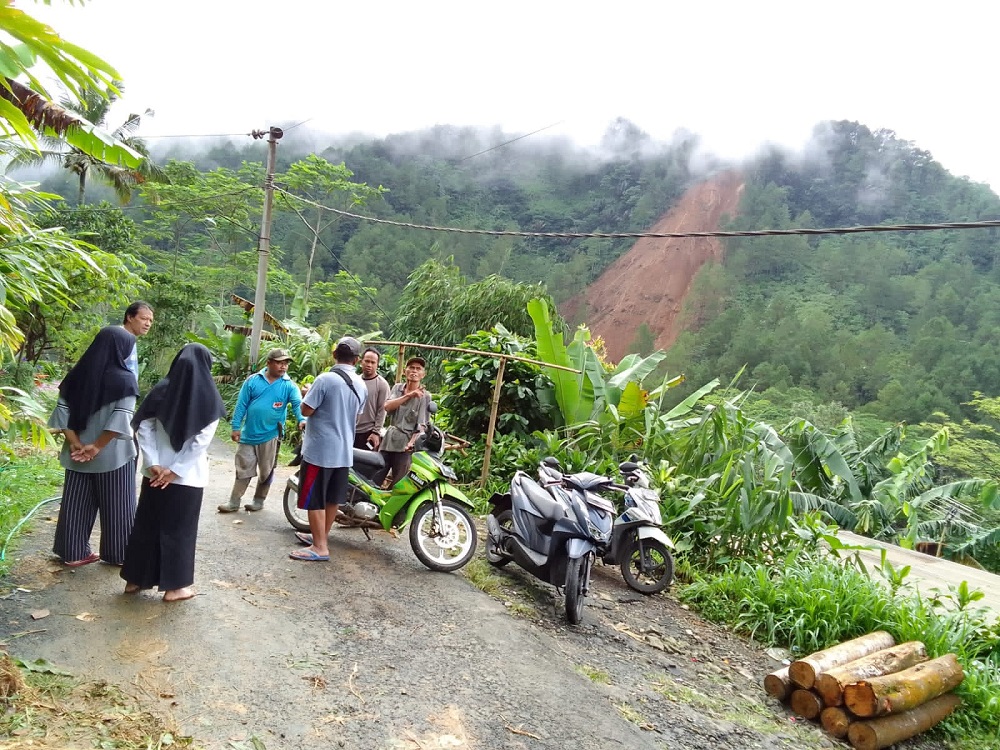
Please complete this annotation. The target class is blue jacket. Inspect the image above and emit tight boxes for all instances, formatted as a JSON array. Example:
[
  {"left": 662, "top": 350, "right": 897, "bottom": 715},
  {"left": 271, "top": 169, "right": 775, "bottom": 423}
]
[{"left": 230, "top": 370, "right": 303, "bottom": 445}]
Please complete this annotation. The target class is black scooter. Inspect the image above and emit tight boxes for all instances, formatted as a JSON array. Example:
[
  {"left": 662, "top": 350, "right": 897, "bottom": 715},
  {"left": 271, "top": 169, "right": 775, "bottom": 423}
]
[{"left": 486, "top": 458, "right": 615, "bottom": 624}]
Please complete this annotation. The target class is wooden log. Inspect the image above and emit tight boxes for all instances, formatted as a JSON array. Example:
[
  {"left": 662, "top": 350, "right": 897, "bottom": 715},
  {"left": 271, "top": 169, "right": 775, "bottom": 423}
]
[
  {"left": 813, "top": 641, "right": 928, "bottom": 707},
  {"left": 763, "top": 666, "right": 792, "bottom": 701},
  {"left": 788, "top": 631, "right": 896, "bottom": 689},
  {"left": 843, "top": 654, "right": 964, "bottom": 718},
  {"left": 820, "top": 706, "right": 852, "bottom": 739},
  {"left": 847, "top": 693, "right": 961, "bottom": 750},
  {"left": 790, "top": 688, "right": 824, "bottom": 720}
]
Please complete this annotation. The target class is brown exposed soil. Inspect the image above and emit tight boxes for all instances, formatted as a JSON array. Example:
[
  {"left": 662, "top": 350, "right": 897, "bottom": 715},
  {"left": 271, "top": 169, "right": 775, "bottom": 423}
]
[{"left": 562, "top": 171, "right": 744, "bottom": 362}]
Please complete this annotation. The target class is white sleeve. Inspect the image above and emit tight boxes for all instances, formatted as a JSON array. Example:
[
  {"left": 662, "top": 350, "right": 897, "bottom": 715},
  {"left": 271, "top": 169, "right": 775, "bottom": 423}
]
[
  {"left": 166, "top": 420, "right": 218, "bottom": 479},
  {"left": 137, "top": 418, "right": 159, "bottom": 470}
]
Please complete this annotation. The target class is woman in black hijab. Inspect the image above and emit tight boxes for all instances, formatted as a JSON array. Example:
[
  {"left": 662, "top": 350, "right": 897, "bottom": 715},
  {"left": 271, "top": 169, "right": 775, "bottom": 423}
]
[
  {"left": 47, "top": 326, "right": 139, "bottom": 566},
  {"left": 121, "top": 343, "right": 227, "bottom": 602}
]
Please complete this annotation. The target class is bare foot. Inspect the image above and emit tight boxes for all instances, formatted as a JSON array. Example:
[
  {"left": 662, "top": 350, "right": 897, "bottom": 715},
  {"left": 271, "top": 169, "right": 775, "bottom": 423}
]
[
  {"left": 163, "top": 587, "right": 195, "bottom": 602},
  {"left": 123, "top": 583, "right": 140, "bottom": 594}
]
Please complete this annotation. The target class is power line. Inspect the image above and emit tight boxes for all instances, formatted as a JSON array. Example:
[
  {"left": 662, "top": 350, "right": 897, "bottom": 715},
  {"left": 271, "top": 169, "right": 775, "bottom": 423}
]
[
  {"left": 140, "top": 132, "right": 252, "bottom": 139},
  {"left": 458, "top": 121, "right": 565, "bottom": 162},
  {"left": 276, "top": 191, "right": 400, "bottom": 336},
  {"left": 274, "top": 188, "right": 1000, "bottom": 240}
]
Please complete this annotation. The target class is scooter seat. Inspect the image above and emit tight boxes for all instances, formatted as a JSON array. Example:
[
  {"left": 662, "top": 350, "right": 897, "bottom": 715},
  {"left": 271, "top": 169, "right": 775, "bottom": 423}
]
[
  {"left": 514, "top": 475, "right": 567, "bottom": 522},
  {"left": 353, "top": 448, "right": 385, "bottom": 472},
  {"left": 563, "top": 471, "right": 612, "bottom": 492}
]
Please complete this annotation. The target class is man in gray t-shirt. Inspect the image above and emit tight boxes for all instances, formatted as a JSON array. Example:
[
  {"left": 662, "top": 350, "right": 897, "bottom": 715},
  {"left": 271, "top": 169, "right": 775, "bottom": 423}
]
[{"left": 291, "top": 337, "right": 366, "bottom": 562}]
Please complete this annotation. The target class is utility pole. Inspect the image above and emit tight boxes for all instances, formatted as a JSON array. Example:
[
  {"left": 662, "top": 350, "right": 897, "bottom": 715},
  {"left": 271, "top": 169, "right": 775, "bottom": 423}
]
[{"left": 249, "top": 126, "right": 283, "bottom": 366}]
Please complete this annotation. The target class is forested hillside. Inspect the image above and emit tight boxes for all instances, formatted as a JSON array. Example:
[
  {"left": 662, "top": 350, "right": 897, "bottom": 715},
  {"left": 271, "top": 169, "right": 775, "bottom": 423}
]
[
  {"left": 29, "top": 119, "right": 1000, "bottom": 426},
  {"left": 664, "top": 122, "right": 1000, "bottom": 424}
]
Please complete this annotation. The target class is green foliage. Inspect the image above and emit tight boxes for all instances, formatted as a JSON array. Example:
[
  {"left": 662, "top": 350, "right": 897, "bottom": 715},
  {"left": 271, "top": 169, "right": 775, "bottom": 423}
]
[
  {"left": 16, "top": 203, "right": 146, "bottom": 366},
  {"left": 0, "top": 3, "right": 139, "bottom": 167},
  {"left": 141, "top": 273, "right": 206, "bottom": 386},
  {"left": 679, "top": 549, "right": 1000, "bottom": 743},
  {"left": 438, "top": 326, "right": 554, "bottom": 439},
  {"left": 394, "top": 257, "right": 560, "bottom": 383},
  {"left": 0, "top": 447, "right": 63, "bottom": 574},
  {"left": 277, "top": 154, "right": 385, "bottom": 320},
  {"left": 445, "top": 432, "right": 542, "bottom": 503}
]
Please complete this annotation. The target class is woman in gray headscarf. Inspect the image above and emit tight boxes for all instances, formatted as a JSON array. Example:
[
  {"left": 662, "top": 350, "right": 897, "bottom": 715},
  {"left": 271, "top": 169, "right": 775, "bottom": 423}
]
[{"left": 48, "top": 326, "right": 139, "bottom": 566}]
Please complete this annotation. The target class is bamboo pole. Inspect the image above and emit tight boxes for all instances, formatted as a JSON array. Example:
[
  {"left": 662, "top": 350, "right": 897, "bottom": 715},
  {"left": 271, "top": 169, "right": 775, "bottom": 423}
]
[
  {"left": 763, "top": 666, "right": 793, "bottom": 702},
  {"left": 820, "top": 706, "right": 852, "bottom": 739},
  {"left": 395, "top": 343, "right": 406, "bottom": 384},
  {"left": 790, "top": 689, "right": 824, "bottom": 720},
  {"left": 843, "top": 654, "right": 964, "bottom": 718},
  {"left": 789, "top": 631, "right": 896, "bottom": 689},
  {"left": 368, "top": 340, "right": 580, "bottom": 373},
  {"left": 814, "top": 641, "right": 928, "bottom": 707},
  {"left": 479, "top": 356, "right": 507, "bottom": 488},
  {"left": 846, "top": 694, "right": 961, "bottom": 750}
]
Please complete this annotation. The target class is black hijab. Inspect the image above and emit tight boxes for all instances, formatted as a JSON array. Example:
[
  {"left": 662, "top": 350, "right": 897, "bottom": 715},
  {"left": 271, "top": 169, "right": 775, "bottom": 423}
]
[
  {"left": 59, "top": 326, "right": 139, "bottom": 431},
  {"left": 132, "top": 343, "right": 227, "bottom": 451}
]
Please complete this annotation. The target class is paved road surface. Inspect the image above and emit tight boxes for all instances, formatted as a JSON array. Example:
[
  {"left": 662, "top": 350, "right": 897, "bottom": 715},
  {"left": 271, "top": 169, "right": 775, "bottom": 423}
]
[{"left": 835, "top": 530, "right": 1000, "bottom": 617}]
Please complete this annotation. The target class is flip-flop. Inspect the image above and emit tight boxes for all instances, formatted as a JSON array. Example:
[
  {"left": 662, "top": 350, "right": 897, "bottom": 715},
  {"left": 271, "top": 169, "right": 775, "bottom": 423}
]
[
  {"left": 289, "top": 548, "right": 329, "bottom": 562},
  {"left": 64, "top": 552, "right": 101, "bottom": 568},
  {"left": 294, "top": 531, "right": 313, "bottom": 546}
]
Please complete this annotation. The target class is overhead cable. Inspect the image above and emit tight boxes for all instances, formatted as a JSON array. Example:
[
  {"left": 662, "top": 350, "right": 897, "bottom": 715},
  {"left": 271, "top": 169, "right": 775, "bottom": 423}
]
[{"left": 275, "top": 188, "right": 1000, "bottom": 240}]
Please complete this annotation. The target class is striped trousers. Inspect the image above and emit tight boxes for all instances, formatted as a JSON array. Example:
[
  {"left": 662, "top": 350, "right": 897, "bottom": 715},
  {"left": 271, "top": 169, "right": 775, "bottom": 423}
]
[{"left": 53, "top": 460, "right": 137, "bottom": 565}]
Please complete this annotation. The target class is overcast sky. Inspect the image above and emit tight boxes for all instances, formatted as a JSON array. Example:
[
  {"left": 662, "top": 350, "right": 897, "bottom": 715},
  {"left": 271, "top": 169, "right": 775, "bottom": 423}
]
[{"left": 25, "top": 0, "right": 1000, "bottom": 192}]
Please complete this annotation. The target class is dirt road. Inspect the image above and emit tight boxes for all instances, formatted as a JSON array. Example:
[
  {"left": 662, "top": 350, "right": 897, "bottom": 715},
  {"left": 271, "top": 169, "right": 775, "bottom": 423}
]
[{"left": 1, "top": 441, "right": 850, "bottom": 749}]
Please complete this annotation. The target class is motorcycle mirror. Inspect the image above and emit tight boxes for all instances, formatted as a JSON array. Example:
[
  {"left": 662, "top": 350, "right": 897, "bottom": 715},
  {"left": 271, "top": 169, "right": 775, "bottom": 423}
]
[
  {"left": 428, "top": 401, "right": 438, "bottom": 415},
  {"left": 542, "top": 456, "right": 562, "bottom": 469}
]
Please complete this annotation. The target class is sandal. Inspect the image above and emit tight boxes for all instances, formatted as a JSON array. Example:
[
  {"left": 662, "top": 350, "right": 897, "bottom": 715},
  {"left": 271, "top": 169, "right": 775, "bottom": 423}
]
[
  {"left": 294, "top": 531, "right": 313, "bottom": 546},
  {"left": 64, "top": 552, "right": 101, "bottom": 568},
  {"left": 289, "top": 548, "right": 329, "bottom": 562}
]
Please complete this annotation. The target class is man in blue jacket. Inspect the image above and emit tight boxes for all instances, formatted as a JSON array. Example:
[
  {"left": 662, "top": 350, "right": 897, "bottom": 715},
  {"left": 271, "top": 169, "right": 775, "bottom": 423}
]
[{"left": 219, "top": 348, "right": 305, "bottom": 513}]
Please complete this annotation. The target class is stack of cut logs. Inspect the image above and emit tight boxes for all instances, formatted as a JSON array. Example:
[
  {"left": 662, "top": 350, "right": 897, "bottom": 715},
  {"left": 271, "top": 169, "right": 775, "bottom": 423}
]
[{"left": 763, "top": 631, "right": 964, "bottom": 750}]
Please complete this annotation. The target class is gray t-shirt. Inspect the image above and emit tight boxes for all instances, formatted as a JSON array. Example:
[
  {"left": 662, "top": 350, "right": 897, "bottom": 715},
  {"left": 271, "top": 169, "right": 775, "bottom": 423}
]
[
  {"left": 301, "top": 365, "right": 366, "bottom": 468},
  {"left": 47, "top": 396, "right": 137, "bottom": 473},
  {"left": 381, "top": 383, "right": 431, "bottom": 453}
]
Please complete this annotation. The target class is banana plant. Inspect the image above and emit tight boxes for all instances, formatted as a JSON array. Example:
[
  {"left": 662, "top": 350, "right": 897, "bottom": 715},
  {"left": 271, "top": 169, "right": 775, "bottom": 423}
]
[{"left": 527, "top": 297, "right": 671, "bottom": 427}]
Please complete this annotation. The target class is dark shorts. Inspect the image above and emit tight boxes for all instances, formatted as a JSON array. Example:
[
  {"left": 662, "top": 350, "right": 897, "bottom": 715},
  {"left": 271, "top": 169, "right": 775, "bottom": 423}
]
[{"left": 297, "top": 462, "right": 349, "bottom": 511}]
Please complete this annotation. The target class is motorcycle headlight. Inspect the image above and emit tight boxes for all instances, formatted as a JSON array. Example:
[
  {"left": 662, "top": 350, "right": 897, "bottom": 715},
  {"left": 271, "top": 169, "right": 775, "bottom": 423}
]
[{"left": 442, "top": 465, "right": 457, "bottom": 481}]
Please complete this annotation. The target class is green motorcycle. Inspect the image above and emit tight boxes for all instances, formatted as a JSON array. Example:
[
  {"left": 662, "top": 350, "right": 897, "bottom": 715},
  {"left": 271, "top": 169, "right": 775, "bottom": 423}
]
[{"left": 283, "top": 419, "right": 477, "bottom": 572}]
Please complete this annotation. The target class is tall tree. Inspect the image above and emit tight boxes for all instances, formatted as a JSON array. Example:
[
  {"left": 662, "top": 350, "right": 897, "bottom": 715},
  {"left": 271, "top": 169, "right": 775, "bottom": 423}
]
[{"left": 278, "top": 154, "right": 385, "bottom": 312}]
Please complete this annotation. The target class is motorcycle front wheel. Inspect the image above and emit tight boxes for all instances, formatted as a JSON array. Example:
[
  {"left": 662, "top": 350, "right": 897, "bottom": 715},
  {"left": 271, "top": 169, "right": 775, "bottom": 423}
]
[
  {"left": 485, "top": 509, "right": 514, "bottom": 568},
  {"left": 409, "top": 499, "right": 478, "bottom": 572},
  {"left": 620, "top": 537, "right": 674, "bottom": 595},
  {"left": 283, "top": 477, "right": 310, "bottom": 532},
  {"left": 565, "top": 553, "right": 592, "bottom": 625}
]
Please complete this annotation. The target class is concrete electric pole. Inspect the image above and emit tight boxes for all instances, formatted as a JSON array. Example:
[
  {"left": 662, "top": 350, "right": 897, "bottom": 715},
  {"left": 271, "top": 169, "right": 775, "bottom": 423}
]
[{"left": 248, "top": 126, "right": 283, "bottom": 366}]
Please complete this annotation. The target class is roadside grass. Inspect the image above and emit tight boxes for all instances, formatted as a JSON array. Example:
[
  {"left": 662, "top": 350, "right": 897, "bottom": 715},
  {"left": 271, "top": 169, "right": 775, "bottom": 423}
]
[
  {"left": 463, "top": 556, "right": 503, "bottom": 595},
  {"left": 679, "top": 549, "right": 1000, "bottom": 749},
  {"left": 614, "top": 700, "right": 655, "bottom": 731},
  {"left": 0, "top": 652, "right": 192, "bottom": 748},
  {"left": 0, "top": 446, "right": 63, "bottom": 577},
  {"left": 575, "top": 664, "right": 611, "bottom": 684},
  {"left": 462, "top": 556, "right": 538, "bottom": 618}
]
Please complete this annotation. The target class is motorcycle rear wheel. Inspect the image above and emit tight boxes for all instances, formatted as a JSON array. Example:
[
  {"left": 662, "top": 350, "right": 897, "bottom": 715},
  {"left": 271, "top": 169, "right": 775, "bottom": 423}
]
[
  {"left": 283, "top": 477, "right": 310, "bottom": 532},
  {"left": 409, "top": 499, "right": 478, "bottom": 572},
  {"left": 485, "top": 509, "right": 514, "bottom": 568},
  {"left": 565, "top": 553, "right": 592, "bottom": 625},
  {"left": 620, "top": 537, "right": 674, "bottom": 595}
]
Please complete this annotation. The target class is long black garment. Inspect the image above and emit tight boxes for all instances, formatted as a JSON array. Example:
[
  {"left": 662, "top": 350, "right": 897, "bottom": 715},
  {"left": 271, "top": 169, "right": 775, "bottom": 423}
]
[
  {"left": 121, "top": 478, "right": 202, "bottom": 590},
  {"left": 59, "top": 326, "right": 138, "bottom": 431}
]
